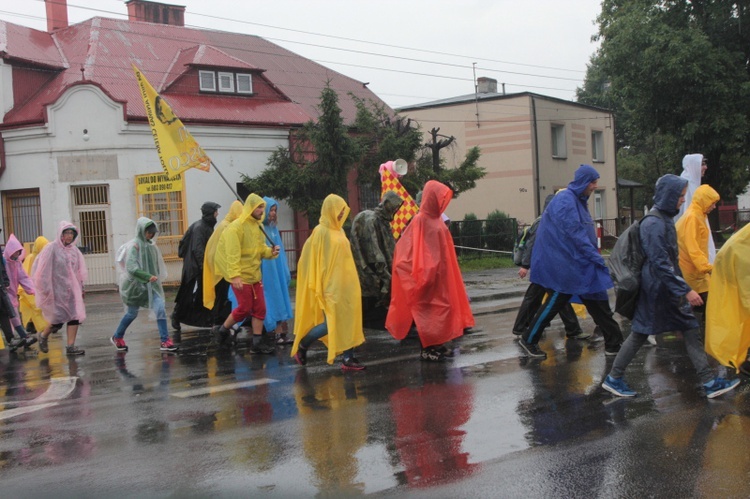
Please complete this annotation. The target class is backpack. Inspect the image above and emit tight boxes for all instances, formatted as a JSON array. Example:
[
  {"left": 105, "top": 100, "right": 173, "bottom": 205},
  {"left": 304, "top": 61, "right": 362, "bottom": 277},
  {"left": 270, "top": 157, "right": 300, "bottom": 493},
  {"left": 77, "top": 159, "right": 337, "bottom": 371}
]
[
  {"left": 609, "top": 215, "right": 653, "bottom": 319},
  {"left": 513, "top": 225, "right": 532, "bottom": 266}
]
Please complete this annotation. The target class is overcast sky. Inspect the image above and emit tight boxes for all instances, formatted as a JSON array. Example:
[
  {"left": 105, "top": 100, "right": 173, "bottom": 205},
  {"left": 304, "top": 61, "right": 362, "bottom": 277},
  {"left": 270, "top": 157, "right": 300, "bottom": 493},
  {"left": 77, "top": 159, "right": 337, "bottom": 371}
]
[{"left": 0, "top": 0, "right": 604, "bottom": 109}]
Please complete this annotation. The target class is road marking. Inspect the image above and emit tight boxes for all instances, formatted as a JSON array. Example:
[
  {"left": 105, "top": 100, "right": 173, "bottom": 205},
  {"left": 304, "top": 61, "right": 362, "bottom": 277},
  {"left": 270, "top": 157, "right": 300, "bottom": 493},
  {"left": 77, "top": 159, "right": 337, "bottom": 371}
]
[
  {"left": 170, "top": 378, "right": 279, "bottom": 398},
  {"left": 0, "top": 376, "right": 78, "bottom": 421}
]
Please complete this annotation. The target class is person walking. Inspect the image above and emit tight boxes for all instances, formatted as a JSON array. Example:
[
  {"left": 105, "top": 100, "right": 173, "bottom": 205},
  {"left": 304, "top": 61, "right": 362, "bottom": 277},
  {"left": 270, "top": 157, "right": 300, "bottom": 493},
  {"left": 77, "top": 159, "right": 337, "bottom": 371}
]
[
  {"left": 18, "top": 235, "right": 48, "bottom": 334},
  {"left": 513, "top": 193, "right": 587, "bottom": 339},
  {"left": 34, "top": 221, "right": 87, "bottom": 356},
  {"left": 676, "top": 153, "right": 716, "bottom": 262},
  {"left": 3, "top": 234, "right": 38, "bottom": 351},
  {"left": 350, "top": 190, "right": 403, "bottom": 328},
  {"left": 260, "top": 197, "right": 294, "bottom": 345},
  {"left": 386, "top": 180, "right": 475, "bottom": 361},
  {"left": 214, "top": 194, "right": 279, "bottom": 354},
  {"left": 291, "top": 194, "right": 366, "bottom": 370},
  {"left": 171, "top": 201, "right": 220, "bottom": 331},
  {"left": 111, "top": 218, "right": 178, "bottom": 353},
  {"left": 519, "top": 165, "right": 623, "bottom": 360},
  {"left": 602, "top": 174, "right": 739, "bottom": 399},
  {"left": 676, "top": 184, "right": 720, "bottom": 325}
]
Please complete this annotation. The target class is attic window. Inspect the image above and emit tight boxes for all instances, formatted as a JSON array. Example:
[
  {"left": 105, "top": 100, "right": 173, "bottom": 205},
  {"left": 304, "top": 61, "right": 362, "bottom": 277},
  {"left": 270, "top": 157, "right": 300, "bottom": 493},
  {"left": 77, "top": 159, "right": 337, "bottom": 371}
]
[
  {"left": 218, "top": 72, "right": 234, "bottom": 93},
  {"left": 199, "top": 70, "right": 216, "bottom": 91},
  {"left": 236, "top": 74, "right": 253, "bottom": 94}
]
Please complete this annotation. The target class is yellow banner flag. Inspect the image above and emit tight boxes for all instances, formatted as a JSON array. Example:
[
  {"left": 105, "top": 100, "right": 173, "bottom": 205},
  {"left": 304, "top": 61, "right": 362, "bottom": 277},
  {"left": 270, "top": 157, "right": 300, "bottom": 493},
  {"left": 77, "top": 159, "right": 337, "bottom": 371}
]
[{"left": 132, "top": 64, "right": 210, "bottom": 179}]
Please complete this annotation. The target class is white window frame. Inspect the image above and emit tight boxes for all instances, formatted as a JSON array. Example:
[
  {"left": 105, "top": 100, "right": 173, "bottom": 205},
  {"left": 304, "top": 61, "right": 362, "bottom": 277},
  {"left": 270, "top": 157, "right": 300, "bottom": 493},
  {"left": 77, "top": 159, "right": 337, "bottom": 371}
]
[
  {"left": 236, "top": 73, "right": 253, "bottom": 94},
  {"left": 199, "top": 70, "right": 216, "bottom": 92},
  {"left": 594, "top": 189, "right": 605, "bottom": 219},
  {"left": 218, "top": 72, "right": 235, "bottom": 93},
  {"left": 551, "top": 124, "right": 567, "bottom": 159},
  {"left": 592, "top": 130, "right": 605, "bottom": 162}
]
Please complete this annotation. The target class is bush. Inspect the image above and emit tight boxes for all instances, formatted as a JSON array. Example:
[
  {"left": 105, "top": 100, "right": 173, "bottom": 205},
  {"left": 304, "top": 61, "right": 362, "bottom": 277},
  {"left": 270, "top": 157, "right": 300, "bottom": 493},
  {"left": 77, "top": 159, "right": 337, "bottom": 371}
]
[
  {"left": 461, "top": 213, "right": 483, "bottom": 252},
  {"left": 485, "top": 210, "right": 516, "bottom": 252}
]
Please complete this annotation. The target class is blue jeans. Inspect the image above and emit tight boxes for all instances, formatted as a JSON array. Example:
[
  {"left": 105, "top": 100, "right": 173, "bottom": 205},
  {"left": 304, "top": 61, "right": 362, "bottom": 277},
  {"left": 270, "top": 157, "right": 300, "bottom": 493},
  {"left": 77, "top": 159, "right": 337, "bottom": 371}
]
[
  {"left": 115, "top": 293, "right": 168, "bottom": 343},
  {"left": 300, "top": 320, "right": 354, "bottom": 360}
]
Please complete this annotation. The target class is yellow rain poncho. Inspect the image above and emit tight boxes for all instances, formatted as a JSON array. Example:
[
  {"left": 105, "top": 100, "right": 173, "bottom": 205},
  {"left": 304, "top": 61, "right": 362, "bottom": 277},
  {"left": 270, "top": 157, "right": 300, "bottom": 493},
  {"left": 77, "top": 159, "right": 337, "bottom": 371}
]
[
  {"left": 203, "top": 200, "right": 244, "bottom": 309},
  {"left": 18, "top": 236, "right": 49, "bottom": 332},
  {"left": 705, "top": 223, "right": 750, "bottom": 371},
  {"left": 292, "top": 194, "right": 364, "bottom": 364},
  {"left": 215, "top": 194, "right": 275, "bottom": 285},
  {"left": 676, "top": 184, "right": 720, "bottom": 294}
]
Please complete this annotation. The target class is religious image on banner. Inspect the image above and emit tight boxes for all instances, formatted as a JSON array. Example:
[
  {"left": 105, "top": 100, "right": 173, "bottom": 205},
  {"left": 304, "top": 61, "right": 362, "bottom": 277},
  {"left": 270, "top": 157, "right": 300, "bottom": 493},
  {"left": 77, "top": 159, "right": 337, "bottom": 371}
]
[
  {"left": 379, "top": 161, "right": 418, "bottom": 239},
  {"left": 132, "top": 64, "right": 211, "bottom": 179}
]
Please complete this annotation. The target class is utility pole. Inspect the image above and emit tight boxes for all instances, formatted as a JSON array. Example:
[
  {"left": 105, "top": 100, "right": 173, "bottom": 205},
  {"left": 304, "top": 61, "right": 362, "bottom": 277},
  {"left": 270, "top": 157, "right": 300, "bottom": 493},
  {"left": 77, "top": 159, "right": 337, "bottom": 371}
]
[{"left": 426, "top": 127, "right": 455, "bottom": 173}]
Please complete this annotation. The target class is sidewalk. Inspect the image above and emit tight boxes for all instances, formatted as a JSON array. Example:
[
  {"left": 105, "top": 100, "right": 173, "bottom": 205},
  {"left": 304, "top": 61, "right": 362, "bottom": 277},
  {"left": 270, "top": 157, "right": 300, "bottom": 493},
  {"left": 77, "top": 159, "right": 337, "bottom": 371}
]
[{"left": 463, "top": 267, "right": 528, "bottom": 316}]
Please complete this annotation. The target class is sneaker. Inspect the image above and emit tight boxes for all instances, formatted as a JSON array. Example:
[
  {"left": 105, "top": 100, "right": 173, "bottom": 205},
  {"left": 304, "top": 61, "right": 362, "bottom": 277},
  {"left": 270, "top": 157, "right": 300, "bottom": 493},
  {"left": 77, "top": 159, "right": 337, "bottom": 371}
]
[
  {"left": 23, "top": 335, "right": 38, "bottom": 349},
  {"left": 160, "top": 339, "right": 179, "bottom": 352},
  {"left": 601, "top": 375, "right": 637, "bottom": 397},
  {"left": 566, "top": 330, "right": 592, "bottom": 340},
  {"left": 420, "top": 347, "right": 445, "bottom": 362},
  {"left": 65, "top": 345, "right": 86, "bottom": 356},
  {"left": 512, "top": 329, "right": 525, "bottom": 336},
  {"left": 276, "top": 333, "right": 293, "bottom": 345},
  {"left": 341, "top": 358, "right": 366, "bottom": 371},
  {"left": 704, "top": 377, "right": 741, "bottom": 399},
  {"left": 213, "top": 326, "right": 230, "bottom": 346},
  {"left": 435, "top": 345, "right": 455, "bottom": 358},
  {"left": 604, "top": 345, "right": 621, "bottom": 357},
  {"left": 38, "top": 334, "right": 49, "bottom": 353},
  {"left": 110, "top": 336, "right": 128, "bottom": 352},
  {"left": 293, "top": 348, "right": 308, "bottom": 365},
  {"left": 8, "top": 338, "right": 25, "bottom": 352},
  {"left": 647, "top": 335, "right": 658, "bottom": 346},
  {"left": 518, "top": 340, "right": 547, "bottom": 359},
  {"left": 249, "top": 343, "right": 275, "bottom": 355}
]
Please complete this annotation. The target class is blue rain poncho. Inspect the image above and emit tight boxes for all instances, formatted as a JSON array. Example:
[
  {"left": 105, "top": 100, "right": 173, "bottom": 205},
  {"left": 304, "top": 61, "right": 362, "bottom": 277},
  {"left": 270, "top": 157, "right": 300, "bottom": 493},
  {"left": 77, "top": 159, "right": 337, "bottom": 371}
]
[{"left": 261, "top": 197, "right": 293, "bottom": 332}]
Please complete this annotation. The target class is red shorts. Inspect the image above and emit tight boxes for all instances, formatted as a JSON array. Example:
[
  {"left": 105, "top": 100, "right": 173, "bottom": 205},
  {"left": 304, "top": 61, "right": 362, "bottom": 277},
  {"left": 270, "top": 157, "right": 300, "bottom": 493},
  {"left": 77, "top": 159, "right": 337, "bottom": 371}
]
[{"left": 231, "top": 282, "right": 266, "bottom": 322}]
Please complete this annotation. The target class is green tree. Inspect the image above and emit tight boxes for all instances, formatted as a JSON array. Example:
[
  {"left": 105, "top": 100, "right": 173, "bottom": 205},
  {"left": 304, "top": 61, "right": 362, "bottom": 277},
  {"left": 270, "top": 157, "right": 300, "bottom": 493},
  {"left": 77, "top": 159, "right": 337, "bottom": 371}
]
[
  {"left": 242, "top": 83, "right": 360, "bottom": 223},
  {"left": 578, "top": 0, "right": 750, "bottom": 200},
  {"left": 460, "top": 212, "right": 483, "bottom": 254},
  {"left": 484, "top": 209, "right": 516, "bottom": 252},
  {"left": 404, "top": 145, "right": 485, "bottom": 199}
]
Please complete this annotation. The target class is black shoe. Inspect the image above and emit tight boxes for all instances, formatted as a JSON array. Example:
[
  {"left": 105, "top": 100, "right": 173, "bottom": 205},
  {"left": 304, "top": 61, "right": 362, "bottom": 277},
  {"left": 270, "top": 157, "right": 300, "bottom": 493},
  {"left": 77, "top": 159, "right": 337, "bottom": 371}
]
[
  {"left": 566, "top": 330, "right": 592, "bottom": 340},
  {"left": 249, "top": 343, "right": 275, "bottom": 355},
  {"left": 341, "top": 358, "right": 366, "bottom": 371},
  {"left": 436, "top": 345, "right": 455, "bottom": 358},
  {"left": 605, "top": 345, "right": 621, "bottom": 357},
  {"left": 512, "top": 329, "right": 526, "bottom": 336},
  {"left": 65, "top": 345, "right": 86, "bottom": 356},
  {"left": 8, "top": 338, "right": 24, "bottom": 352},
  {"left": 518, "top": 340, "right": 547, "bottom": 359},
  {"left": 740, "top": 360, "right": 750, "bottom": 377},
  {"left": 293, "top": 348, "right": 308, "bottom": 365},
  {"left": 23, "top": 335, "right": 38, "bottom": 350},
  {"left": 38, "top": 334, "right": 49, "bottom": 353},
  {"left": 214, "top": 326, "right": 230, "bottom": 346},
  {"left": 420, "top": 347, "right": 445, "bottom": 362}
]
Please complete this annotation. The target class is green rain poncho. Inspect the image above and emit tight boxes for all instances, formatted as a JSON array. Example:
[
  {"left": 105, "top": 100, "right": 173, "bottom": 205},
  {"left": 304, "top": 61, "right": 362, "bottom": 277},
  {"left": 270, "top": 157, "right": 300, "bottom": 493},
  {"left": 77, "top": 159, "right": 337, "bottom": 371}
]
[{"left": 116, "top": 217, "right": 167, "bottom": 308}]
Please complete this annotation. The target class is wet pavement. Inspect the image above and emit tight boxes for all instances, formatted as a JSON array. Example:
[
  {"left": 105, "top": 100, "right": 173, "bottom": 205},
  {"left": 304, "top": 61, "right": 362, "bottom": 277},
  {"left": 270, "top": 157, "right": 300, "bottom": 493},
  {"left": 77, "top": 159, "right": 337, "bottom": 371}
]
[{"left": 2, "top": 269, "right": 750, "bottom": 497}]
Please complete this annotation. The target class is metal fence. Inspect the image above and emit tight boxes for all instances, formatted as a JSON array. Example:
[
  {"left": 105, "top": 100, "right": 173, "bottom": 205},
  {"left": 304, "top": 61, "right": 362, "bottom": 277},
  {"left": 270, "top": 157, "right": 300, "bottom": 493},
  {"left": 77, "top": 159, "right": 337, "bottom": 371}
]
[{"left": 448, "top": 218, "right": 518, "bottom": 259}]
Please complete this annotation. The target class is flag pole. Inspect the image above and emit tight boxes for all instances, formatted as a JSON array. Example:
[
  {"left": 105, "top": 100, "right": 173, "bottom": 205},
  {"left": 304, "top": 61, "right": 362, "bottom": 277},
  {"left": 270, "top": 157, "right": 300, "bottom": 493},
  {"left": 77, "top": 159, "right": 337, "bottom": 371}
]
[{"left": 211, "top": 161, "right": 243, "bottom": 202}]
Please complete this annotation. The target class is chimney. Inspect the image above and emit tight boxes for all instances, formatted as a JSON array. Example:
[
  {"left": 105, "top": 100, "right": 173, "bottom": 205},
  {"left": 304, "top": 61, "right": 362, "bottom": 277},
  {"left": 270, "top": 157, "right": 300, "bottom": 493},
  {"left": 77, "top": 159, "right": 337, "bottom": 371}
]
[
  {"left": 45, "top": 0, "right": 69, "bottom": 32},
  {"left": 477, "top": 77, "right": 498, "bottom": 94},
  {"left": 126, "top": 0, "right": 185, "bottom": 27}
]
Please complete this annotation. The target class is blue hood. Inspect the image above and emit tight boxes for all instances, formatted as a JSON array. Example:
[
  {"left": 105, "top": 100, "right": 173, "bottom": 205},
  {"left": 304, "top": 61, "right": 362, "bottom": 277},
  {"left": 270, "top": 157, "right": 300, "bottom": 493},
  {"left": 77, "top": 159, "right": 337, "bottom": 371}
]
[
  {"left": 653, "top": 174, "right": 688, "bottom": 216},
  {"left": 567, "top": 164, "right": 600, "bottom": 198},
  {"left": 263, "top": 197, "right": 278, "bottom": 226}
]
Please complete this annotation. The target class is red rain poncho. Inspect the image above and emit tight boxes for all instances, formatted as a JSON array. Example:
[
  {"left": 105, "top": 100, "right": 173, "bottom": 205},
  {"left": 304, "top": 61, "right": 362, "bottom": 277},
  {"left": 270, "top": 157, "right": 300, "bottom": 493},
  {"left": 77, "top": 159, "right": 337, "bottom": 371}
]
[
  {"left": 32, "top": 221, "right": 88, "bottom": 324},
  {"left": 386, "top": 181, "right": 474, "bottom": 347}
]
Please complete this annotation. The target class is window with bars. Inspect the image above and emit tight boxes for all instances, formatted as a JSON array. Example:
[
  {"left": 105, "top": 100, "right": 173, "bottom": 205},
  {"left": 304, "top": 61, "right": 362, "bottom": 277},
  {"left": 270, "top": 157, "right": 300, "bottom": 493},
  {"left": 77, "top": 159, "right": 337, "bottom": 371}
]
[
  {"left": 1, "top": 188, "right": 42, "bottom": 244},
  {"left": 71, "top": 185, "right": 110, "bottom": 254},
  {"left": 136, "top": 190, "right": 186, "bottom": 260}
]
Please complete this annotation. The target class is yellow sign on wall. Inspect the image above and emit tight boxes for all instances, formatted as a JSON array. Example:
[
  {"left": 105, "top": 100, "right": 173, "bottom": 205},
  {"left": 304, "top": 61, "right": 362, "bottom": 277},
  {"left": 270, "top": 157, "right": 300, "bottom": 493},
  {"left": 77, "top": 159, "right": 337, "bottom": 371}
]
[{"left": 135, "top": 172, "right": 183, "bottom": 195}]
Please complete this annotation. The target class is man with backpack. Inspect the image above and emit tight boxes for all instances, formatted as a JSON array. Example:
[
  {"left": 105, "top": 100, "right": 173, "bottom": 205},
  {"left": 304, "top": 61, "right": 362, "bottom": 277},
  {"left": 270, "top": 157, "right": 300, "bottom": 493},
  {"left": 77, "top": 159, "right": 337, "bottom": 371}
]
[
  {"left": 518, "top": 164, "right": 623, "bottom": 360},
  {"left": 512, "top": 193, "right": 587, "bottom": 339},
  {"left": 602, "top": 174, "right": 739, "bottom": 399}
]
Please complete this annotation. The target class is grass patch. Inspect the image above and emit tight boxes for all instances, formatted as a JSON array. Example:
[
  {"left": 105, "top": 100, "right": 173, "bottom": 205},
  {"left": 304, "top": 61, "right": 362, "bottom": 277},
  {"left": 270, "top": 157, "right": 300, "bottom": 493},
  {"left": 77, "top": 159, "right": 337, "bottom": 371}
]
[{"left": 459, "top": 255, "right": 515, "bottom": 272}]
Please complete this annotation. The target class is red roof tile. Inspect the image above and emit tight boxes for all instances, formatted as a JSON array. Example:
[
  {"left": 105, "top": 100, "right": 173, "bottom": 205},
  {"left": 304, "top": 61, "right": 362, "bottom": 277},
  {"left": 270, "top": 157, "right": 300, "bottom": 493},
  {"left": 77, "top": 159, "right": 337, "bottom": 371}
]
[{"left": 1, "top": 17, "right": 389, "bottom": 128}]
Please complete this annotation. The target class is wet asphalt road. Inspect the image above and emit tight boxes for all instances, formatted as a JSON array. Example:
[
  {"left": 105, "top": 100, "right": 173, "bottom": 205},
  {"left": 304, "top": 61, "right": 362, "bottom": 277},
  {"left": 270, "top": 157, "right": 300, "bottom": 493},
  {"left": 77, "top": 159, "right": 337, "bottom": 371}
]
[{"left": 2, "top": 286, "right": 750, "bottom": 498}]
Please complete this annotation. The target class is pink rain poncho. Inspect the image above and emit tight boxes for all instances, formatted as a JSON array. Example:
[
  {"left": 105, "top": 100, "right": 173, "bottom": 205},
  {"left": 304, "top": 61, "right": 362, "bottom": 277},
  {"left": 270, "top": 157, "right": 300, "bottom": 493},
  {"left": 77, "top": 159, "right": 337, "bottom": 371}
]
[
  {"left": 31, "top": 221, "right": 88, "bottom": 324},
  {"left": 3, "top": 234, "right": 34, "bottom": 310}
]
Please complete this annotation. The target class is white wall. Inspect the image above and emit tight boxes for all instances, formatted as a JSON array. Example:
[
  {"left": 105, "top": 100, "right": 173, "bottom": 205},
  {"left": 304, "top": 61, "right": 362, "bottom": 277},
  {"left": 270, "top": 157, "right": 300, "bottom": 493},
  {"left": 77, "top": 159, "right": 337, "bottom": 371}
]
[{"left": 738, "top": 183, "right": 750, "bottom": 210}]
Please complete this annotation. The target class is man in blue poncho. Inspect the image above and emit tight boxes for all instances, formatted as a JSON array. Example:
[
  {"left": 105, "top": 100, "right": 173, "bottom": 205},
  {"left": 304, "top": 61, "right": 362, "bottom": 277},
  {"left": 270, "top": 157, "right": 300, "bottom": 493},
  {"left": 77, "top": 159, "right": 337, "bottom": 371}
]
[
  {"left": 261, "top": 197, "right": 294, "bottom": 344},
  {"left": 519, "top": 164, "right": 623, "bottom": 360}
]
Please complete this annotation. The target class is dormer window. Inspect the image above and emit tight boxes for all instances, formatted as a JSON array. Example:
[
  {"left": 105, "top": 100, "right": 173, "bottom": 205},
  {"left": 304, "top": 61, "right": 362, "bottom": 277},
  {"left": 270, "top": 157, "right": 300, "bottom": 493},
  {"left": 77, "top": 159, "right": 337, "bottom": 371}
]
[
  {"left": 198, "top": 70, "right": 253, "bottom": 95},
  {"left": 236, "top": 74, "right": 253, "bottom": 94},
  {"left": 218, "top": 72, "right": 234, "bottom": 92},
  {"left": 199, "top": 70, "right": 216, "bottom": 92}
]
